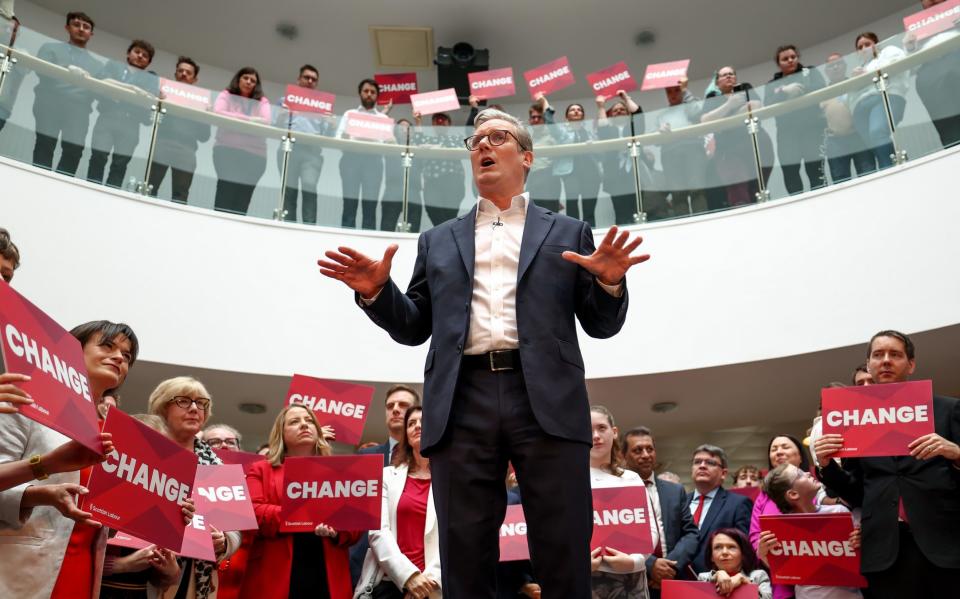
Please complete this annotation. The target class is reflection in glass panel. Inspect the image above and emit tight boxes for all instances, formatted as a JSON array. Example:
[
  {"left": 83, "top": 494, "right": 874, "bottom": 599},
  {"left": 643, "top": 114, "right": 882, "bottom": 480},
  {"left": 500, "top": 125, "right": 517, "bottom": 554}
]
[{"left": 414, "top": 121, "right": 470, "bottom": 230}]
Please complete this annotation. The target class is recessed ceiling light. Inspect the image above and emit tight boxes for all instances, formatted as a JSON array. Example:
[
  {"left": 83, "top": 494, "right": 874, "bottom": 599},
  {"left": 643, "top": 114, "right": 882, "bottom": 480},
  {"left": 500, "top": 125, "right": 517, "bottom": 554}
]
[
  {"left": 276, "top": 22, "right": 299, "bottom": 41},
  {"left": 239, "top": 402, "right": 267, "bottom": 414},
  {"left": 651, "top": 401, "right": 677, "bottom": 414}
]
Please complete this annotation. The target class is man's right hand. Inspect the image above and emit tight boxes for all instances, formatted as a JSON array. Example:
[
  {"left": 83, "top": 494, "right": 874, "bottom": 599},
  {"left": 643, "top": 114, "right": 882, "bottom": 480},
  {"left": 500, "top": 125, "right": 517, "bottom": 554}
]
[
  {"left": 318, "top": 244, "right": 398, "bottom": 300},
  {"left": 650, "top": 558, "right": 678, "bottom": 582},
  {"left": 814, "top": 434, "right": 844, "bottom": 468}
]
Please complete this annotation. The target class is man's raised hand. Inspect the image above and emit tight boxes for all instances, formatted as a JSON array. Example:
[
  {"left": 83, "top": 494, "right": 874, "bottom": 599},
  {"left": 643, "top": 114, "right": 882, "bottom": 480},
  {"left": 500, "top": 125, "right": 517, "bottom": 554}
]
[
  {"left": 561, "top": 226, "right": 650, "bottom": 286},
  {"left": 318, "top": 245, "right": 398, "bottom": 299}
]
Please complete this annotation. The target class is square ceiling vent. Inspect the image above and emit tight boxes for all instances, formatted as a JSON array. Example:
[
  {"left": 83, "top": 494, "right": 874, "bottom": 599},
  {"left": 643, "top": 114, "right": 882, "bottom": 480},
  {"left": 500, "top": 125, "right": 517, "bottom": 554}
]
[{"left": 369, "top": 26, "right": 434, "bottom": 69}]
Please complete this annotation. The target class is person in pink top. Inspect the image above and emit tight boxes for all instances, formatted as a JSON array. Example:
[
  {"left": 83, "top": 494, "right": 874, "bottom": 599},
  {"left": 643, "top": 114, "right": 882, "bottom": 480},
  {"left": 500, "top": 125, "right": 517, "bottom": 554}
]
[
  {"left": 749, "top": 434, "right": 813, "bottom": 599},
  {"left": 212, "top": 66, "right": 272, "bottom": 215}
]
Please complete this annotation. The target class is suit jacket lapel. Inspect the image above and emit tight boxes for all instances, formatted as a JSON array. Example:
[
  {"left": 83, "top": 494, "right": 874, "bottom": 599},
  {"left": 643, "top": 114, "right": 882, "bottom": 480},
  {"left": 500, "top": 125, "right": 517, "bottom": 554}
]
[
  {"left": 517, "top": 203, "right": 554, "bottom": 283},
  {"left": 451, "top": 210, "right": 477, "bottom": 280},
  {"left": 699, "top": 488, "right": 725, "bottom": 536}
]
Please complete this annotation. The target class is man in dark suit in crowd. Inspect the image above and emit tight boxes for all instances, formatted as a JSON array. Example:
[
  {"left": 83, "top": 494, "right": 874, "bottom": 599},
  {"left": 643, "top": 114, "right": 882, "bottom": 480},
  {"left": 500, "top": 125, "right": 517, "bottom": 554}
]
[
  {"left": 320, "top": 107, "right": 648, "bottom": 598},
  {"left": 815, "top": 329, "right": 960, "bottom": 598},
  {"left": 685, "top": 444, "right": 752, "bottom": 575},
  {"left": 350, "top": 384, "right": 420, "bottom": 585},
  {"left": 622, "top": 427, "right": 699, "bottom": 597}
]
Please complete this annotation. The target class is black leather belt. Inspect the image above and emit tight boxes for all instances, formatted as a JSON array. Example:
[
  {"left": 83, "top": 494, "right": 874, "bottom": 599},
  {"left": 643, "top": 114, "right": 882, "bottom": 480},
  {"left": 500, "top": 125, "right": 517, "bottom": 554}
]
[{"left": 463, "top": 349, "right": 521, "bottom": 371}]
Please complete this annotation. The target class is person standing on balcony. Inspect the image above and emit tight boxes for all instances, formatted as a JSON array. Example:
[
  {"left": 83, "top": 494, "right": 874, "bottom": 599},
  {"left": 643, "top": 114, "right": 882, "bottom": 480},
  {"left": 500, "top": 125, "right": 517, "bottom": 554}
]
[
  {"left": 212, "top": 66, "right": 271, "bottom": 216},
  {"left": 319, "top": 107, "right": 648, "bottom": 598},
  {"left": 86, "top": 39, "right": 159, "bottom": 189},
  {"left": 148, "top": 57, "right": 211, "bottom": 204},
  {"left": 335, "top": 78, "right": 391, "bottom": 229},
  {"left": 910, "top": 0, "right": 960, "bottom": 149},
  {"left": 767, "top": 44, "right": 827, "bottom": 195},
  {"left": 31, "top": 11, "right": 102, "bottom": 176}
]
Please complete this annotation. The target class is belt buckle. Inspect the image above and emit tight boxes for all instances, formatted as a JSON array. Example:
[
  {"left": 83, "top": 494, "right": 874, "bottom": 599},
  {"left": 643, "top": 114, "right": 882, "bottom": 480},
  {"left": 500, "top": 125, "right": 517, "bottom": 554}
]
[{"left": 489, "top": 350, "right": 511, "bottom": 372}]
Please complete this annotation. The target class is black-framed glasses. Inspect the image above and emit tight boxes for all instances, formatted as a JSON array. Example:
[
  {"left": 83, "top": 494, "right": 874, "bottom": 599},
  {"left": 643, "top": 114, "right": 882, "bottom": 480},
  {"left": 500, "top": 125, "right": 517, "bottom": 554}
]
[
  {"left": 206, "top": 437, "right": 239, "bottom": 449},
  {"left": 169, "top": 396, "right": 211, "bottom": 411},
  {"left": 464, "top": 129, "right": 527, "bottom": 151},
  {"left": 693, "top": 458, "right": 722, "bottom": 468}
]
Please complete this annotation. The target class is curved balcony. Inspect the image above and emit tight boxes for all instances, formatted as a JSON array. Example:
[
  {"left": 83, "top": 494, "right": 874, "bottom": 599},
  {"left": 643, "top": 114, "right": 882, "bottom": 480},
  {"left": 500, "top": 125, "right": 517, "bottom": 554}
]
[{"left": 3, "top": 22, "right": 960, "bottom": 471}]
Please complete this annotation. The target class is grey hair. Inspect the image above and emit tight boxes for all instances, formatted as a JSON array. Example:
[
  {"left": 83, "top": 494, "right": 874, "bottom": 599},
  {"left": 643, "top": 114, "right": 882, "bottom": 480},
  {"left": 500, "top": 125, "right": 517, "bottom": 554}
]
[
  {"left": 693, "top": 444, "right": 729, "bottom": 469},
  {"left": 203, "top": 422, "right": 243, "bottom": 447},
  {"left": 474, "top": 108, "right": 534, "bottom": 152}
]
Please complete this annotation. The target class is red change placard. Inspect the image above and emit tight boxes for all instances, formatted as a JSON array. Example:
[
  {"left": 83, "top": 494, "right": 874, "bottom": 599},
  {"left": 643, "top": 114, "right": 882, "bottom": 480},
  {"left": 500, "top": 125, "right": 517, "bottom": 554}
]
[
  {"left": 821, "top": 380, "right": 934, "bottom": 457},
  {"left": 524, "top": 56, "right": 575, "bottom": 99},
  {"left": 181, "top": 514, "right": 216, "bottom": 562},
  {"left": 499, "top": 504, "right": 530, "bottom": 562},
  {"left": 410, "top": 88, "right": 460, "bottom": 116},
  {"left": 662, "top": 580, "right": 759, "bottom": 599},
  {"left": 375, "top": 72, "right": 418, "bottom": 105},
  {"left": 283, "top": 84, "right": 335, "bottom": 115},
  {"left": 641, "top": 60, "right": 691, "bottom": 91},
  {"left": 213, "top": 448, "right": 266, "bottom": 476},
  {"left": 760, "top": 513, "right": 867, "bottom": 587},
  {"left": 279, "top": 454, "right": 383, "bottom": 532},
  {"left": 83, "top": 409, "right": 198, "bottom": 551},
  {"left": 469, "top": 68, "right": 516, "bottom": 100},
  {"left": 193, "top": 464, "right": 258, "bottom": 531},
  {"left": 159, "top": 78, "right": 212, "bottom": 110},
  {"left": 590, "top": 485, "right": 654, "bottom": 554},
  {"left": 107, "top": 530, "right": 152, "bottom": 550},
  {"left": 587, "top": 61, "right": 638, "bottom": 97},
  {"left": 286, "top": 375, "right": 375, "bottom": 446},
  {"left": 343, "top": 112, "right": 395, "bottom": 142},
  {"left": 0, "top": 281, "right": 101, "bottom": 452},
  {"left": 904, "top": 0, "right": 960, "bottom": 41}
]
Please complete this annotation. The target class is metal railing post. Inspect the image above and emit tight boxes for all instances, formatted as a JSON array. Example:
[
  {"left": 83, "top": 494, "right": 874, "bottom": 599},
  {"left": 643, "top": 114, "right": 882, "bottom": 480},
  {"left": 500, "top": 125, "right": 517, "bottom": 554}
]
[
  {"left": 275, "top": 128, "right": 294, "bottom": 221},
  {"left": 138, "top": 100, "right": 164, "bottom": 195},
  {"left": 745, "top": 107, "right": 770, "bottom": 203},
  {"left": 874, "top": 70, "right": 908, "bottom": 166}
]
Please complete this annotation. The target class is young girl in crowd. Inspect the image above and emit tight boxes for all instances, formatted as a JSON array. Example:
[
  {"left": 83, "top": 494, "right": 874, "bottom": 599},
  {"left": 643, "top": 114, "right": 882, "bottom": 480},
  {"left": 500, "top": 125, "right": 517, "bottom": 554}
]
[
  {"left": 696, "top": 528, "right": 772, "bottom": 599},
  {"left": 588, "top": 405, "right": 653, "bottom": 599},
  {"left": 757, "top": 464, "right": 862, "bottom": 599}
]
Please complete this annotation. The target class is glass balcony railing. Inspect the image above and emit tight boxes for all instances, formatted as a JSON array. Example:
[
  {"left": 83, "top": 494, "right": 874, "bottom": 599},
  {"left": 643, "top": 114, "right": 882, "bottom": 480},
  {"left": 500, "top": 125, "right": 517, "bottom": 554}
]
[{"left": 1, "top": 21, "right": 959, "bottom": 232}]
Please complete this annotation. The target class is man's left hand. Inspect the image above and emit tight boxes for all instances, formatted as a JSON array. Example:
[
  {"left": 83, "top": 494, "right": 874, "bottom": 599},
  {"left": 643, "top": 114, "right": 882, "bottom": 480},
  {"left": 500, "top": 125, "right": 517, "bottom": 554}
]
[
  {"left": 562, "top": 226, "right": 649, "bottom": 286},
  {"left": 908, "top": 433, "right": 960, "bottom": 462}
]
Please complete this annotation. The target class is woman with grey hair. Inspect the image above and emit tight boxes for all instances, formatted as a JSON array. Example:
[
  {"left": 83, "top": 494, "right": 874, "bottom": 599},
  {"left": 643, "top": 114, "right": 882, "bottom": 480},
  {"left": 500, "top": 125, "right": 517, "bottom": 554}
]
[{"left": 148, "top": 376, "right": 240, "bottom": 599}]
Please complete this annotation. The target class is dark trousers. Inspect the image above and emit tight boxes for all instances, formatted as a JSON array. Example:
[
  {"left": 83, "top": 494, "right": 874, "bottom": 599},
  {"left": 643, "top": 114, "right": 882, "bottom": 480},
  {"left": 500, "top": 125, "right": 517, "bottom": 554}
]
[
  {"left": 915, "top": 51, "right": 960, "bottom": 150},
  {"left": 87, "top": 115, "right": 142, "bottom": 188},
  {"left": 213, "top": 146, "right": 266, "bottom": 215},
  {"left": 777, "top": 127, "right": 824, "bottom": 195},
  {"left": 864, "top": 524, "right": 960, "bottom": 599},
  {"left": 825, "top": 133, "right": 876, "bottom": 184},
  {"left": 280, "top": 149, "right": 323, "bottom": 224},
  {"left": 527, "top": 169, "right": 562, "bottom": 214},
  {"left": 429, "top": 362, "right": 592, "bottom": 599},
  {"left": 561, "top": 164, "right": 601, "bottom": 227},
  {"left": 148, "top": 162, "right": 196, "bottom": 204},
  {"left": 422, "top": 172, "right": 463, "bottom": 228},
  {"left": 339, "top": 152, "right": 383, "bottom": 229},
  {"left": 31, "top": 96, "right": 91, "bottom": 176},
  {"left": 380, "top": 181, "right": 423, "bottom": 232}
]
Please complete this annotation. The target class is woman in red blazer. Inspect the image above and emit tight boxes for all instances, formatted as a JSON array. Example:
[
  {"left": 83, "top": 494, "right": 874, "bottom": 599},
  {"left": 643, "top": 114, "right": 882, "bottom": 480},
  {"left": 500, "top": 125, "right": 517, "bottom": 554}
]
[{"left": 240, "top": 405, "right": 361, "bottom": 599}]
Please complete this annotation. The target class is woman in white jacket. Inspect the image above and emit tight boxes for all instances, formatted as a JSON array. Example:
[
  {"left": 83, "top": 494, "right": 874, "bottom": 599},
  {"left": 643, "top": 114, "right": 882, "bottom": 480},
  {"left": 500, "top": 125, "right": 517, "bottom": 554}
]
[
  {"left": 851, "top": 31, "right": 908, "bottom": 169},
  {"left": 589, "top": 406, "right": 657, "bottom": 599},
  {"left": 355, "top": 406, "right": 441, "bottom": 599}
]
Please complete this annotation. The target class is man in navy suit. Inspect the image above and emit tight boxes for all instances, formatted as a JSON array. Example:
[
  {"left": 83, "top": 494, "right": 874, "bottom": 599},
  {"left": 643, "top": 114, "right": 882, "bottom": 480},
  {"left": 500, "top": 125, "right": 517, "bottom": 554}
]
[
  {"left": 622, "top": 427, "right": 699, "bottom": 597},
  {"left": 320, "top": 108, "right": 648, "bottom": 599},
  {"left": 815, "top": 330, "right": 960, "bottom": 599},
  {"left": 350, "top": 384, "right": 420, "bottom": 585},
  {"left": 685, "top": 444, "right": 752, "bottom": 575}
]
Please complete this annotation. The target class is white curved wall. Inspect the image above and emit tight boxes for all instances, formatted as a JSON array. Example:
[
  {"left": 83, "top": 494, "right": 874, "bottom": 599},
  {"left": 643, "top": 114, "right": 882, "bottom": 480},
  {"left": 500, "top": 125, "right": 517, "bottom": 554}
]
[{"left": 2, "top": 147, "right": 959, "bottom": 382}]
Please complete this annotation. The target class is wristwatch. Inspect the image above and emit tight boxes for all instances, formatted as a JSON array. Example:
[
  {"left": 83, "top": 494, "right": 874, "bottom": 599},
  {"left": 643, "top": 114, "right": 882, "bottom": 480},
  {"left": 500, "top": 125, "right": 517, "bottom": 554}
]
[{"left": 28, "top": 455, "right": 48, "bottom": 481}]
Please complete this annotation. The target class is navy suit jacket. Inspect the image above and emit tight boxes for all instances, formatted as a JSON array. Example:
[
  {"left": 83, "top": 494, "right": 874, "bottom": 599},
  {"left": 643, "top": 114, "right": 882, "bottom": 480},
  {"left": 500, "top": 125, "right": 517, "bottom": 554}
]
[
  {"left": 357, "top": 440, "right": 391, "bottom": 466},
  {"left": 645, "top": 478, "right": 699, "bottom": 593},
  {"left": 684, "top": 486, "right": 753, "bottom": 575},
  {"left": 361, "top": 202, "right": 629, "bottom": 453}
]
